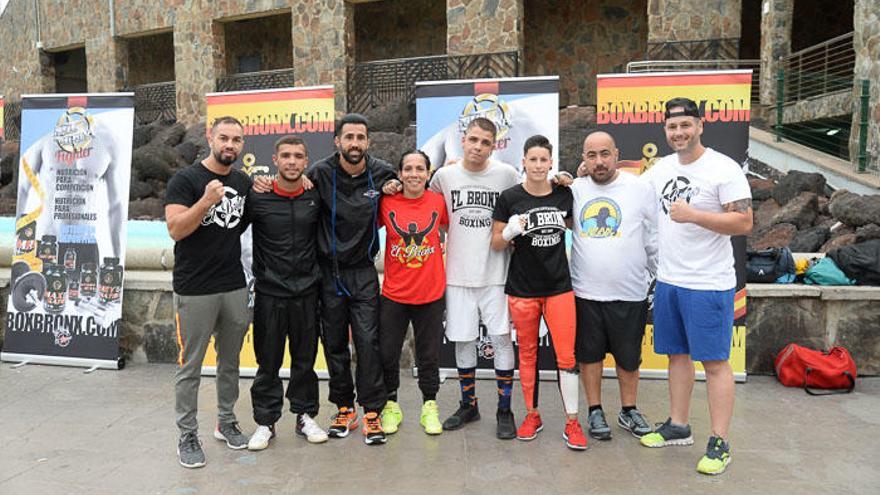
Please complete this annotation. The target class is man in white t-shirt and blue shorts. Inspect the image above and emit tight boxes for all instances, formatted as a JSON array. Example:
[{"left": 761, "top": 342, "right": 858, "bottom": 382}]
[{"left": 639, "top": 98, "right": 752, "bottom": 476}]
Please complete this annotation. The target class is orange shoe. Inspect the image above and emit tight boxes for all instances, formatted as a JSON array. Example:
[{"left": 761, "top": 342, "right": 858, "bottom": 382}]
[
  {"left": 362, "top": 412, "right": 386, "bottom": 445},
  {"left": 328, "top": 407, "right": 358, "bottom": 438},
  {"left": 564, "top": 418, "right": 588, "bottom": 451},
  {"left": 516, "top": 412, "right": 544, "bottom": 441}
]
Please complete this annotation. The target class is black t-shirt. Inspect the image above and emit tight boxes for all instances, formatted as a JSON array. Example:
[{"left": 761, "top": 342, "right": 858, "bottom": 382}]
[
  {"left": 492, "top": 184, "right": 573, "bottom": 297},
  {"left": 164, "top": 163, "right": 252, "bottom": 295}
]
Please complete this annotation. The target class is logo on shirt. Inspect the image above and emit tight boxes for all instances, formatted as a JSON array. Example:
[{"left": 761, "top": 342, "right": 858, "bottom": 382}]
[
  {"left": 579, "top": 197, "right": 622, "bottom": 238},
  {"left": 451, "top": 186, "right": 500, "bottom": 229},
  {"left": 202, "top": 186, "right": 246, "bottom": 229},
  {"left": 522, "top": 206, "right": 567, "bottom": 247},
  {"left": 659, "top": 176, "right": 700, "bottom": 215},
  {"left": 388, "top": 211, "right": 438, "bottom": 268}
]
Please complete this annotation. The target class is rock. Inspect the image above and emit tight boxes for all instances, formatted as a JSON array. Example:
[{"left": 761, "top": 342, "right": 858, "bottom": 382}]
[
  {"left": 132, "top": 144, "right": 185, "bottom": 182},
  {"left": 817, "top": 195, "right": 830, "bottom": 215},
  {"left": 820, "top": 233, "right": 857, "bottom": 253},
  {"left": 855, "top": 223, "right": 880, "bottom": 242},
  {"left": 182, "top": 121, "right": 207, "bottom": 147},
  {"left": 788, "top": 226, "right": 829, "bottom": 253},
  {"left": 150, "top": 122, "right": 186, "bottom": 148},
  {"left": 174, "top": 141, "right": 200, "bottom": 164},
  {"left": 363, "top": 99, "right": 410, "bottom": 133},
  {"left": 769, "top": 191, "right": 818, "bottom": 229},
  {"left": 750, "top": 223, "right": 797, "bottom": 250},
  {"left": 748, "top": 177, "right": 775, "bottom": 201},
  {"left": 559, "top": 128, "right": 595, "bottom": 175},
  {"left": 752, "top": 198, "right": 780, "bottom": 231},
  {"left": 129, "top": 180, "right": 153, "bottom": 200},
  {"left": 368, "top": 131, "right": 414, "bottom": 166},
  {"left": 128, "top": 197, "right": 165, "bottom": 220},
  {"left": 147, "top": 179, "right": 167, "bottom": 200},
  {"left": 0, "top": 151, "right": 17, "bottom": 185},
  {"left": 0, "top": 197, "right": 16, "bottom": 216},
  {"left": 814, "top": 215, "right": 835, "bottom": 228},
  {"left": 132, "top": 120, "right": 163, "bottom": 149},
  {"left": 828, "top": 190, "right": 880, "bottom": 228},
  {"left": 771, "top": 170, "right": 826, "bottom": 206},
  {"left": 0, "top": 182, "right": 16, "bottom": 199},
  {"left": 560, "top": 106, "right": 597, "bottom": 129}
]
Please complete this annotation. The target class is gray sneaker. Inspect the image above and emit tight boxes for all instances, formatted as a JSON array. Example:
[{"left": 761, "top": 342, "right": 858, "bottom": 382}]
[
  {"left": 617, "top": 408, "right": 652, "bottom": 437},
  {"left": 639, "top": 418, "right": 694, "bottom": 447},
  {"left": 587, "top": 409, "right": 612, "bottom": 440},
  {"left": 177, "top": 432, "right": 206, "bottom": 469},
  {"left": 214, "top": 422, "right": 248, "bottom": 450}
]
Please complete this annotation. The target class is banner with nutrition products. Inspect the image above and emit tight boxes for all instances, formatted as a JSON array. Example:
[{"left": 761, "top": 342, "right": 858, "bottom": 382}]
[
  {"left": 415, "top": 76, "right": 562, "bottom": 378},
  {"left": 2, "top": 93, "right": 134, "bottom": 370},
  {"left": 202, "top": 85, "right": 335, "bottom": 377},
  {"left": 597, "top": 70, "right": 751, "bottom": 381}
]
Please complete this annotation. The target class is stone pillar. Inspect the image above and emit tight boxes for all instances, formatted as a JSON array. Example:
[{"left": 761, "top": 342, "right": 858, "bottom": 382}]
[
  {"left": 849, "top": 0, "right": 880, "bottom": 171},
  {"left": 647, "top": 0, "right": 742, "bottom": 43},
  {"left": 446, "top": 0, "right": 524, "bottom": 59},
  {"left": 759, "top": 0, "right": 793, "bottom": 106},
  {"left": 174, "top": 7, "right": 225, "bottom": 126},
  {"left": 86, "top": 35, "right": 128, "bottom": 92},
  {"left": 292, "top": 0, "right": 353, "bottom": 115}
]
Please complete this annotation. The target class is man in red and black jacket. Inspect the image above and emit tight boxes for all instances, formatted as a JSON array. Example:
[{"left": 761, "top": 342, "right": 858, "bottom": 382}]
[{"left": 242, "top": 136, "right": 327, "bottom": 450}]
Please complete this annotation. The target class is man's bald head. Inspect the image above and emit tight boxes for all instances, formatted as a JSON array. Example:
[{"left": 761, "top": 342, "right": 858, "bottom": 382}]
[
  {"left": 583, "top": 131, "right": 617, "bottom": 150},
  {"left": 581, "top": 131, "right": 619, "bottom": 184}
]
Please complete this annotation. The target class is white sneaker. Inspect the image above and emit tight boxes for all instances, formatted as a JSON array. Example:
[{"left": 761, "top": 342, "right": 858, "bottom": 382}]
[
  {"left": 247, "top": 424, "right": 275, "bottom": 451},
  {"left": 296, "top": 414, "right": 329, "bottom": 444}
]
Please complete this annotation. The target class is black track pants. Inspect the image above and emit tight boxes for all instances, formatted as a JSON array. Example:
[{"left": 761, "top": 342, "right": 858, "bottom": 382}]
[{"left": 379, "top": 295, "right": 445, "bottom": 401}]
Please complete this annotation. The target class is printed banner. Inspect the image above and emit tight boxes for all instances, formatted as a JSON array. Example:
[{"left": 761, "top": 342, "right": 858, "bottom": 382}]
[
  {"left": 416, "top": 77, "right": 561, "bottom": 376},
  {"left": 2, "top": 94, "right": 134, "bottom": 369},
  {"left": 597, "top": 70, "right": 752, "bottom": 380},
  {"left": 202, "top": 86, "right": 335, "bottom": 376}
]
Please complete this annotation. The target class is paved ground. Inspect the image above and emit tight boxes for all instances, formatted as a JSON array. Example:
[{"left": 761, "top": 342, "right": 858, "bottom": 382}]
[{"left": 1, "top": 362, "right": 878, "bottom": 494}]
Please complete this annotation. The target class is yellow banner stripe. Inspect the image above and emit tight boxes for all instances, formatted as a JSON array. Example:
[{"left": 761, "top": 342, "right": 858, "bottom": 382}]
[
  {"left": 598, "top": 84, "right": 752, "bottom": 105},
  {"left": 206, "top": 98, "right": 334, "bottom": 122}
]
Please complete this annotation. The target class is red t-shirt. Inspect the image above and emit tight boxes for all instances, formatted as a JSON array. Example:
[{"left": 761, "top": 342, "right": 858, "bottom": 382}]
[{"left": 379, "top": 191, "right": 448, "bottom": 304}]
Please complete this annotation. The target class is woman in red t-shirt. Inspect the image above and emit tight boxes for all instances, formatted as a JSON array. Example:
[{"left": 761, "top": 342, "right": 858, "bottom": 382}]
[{"left": 378, "top": 150, "right": 448, "bottom": 435}]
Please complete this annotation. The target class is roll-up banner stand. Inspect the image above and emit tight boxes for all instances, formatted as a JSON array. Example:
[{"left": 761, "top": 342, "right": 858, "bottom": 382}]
[
  {"left": 416, "top": 76, "right": 561, "bottom": 380},
  {"left": 201, "top": 86, "right": 335, "bottom": 378},
  {"left": 596, "top": 70, "right": 752, "bottom": 382},
  {"left": 2, "top": 93, "right": 135, "bottom": 371}
]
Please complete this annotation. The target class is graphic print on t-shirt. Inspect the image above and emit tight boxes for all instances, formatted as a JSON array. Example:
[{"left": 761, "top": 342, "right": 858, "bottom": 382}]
[
  {"left": 522, "top": 206, "right": 567, "bottom": 247},
  {"left": 201, "top": 186, "right": 246, "bottom": 229},
  {"left": 388, "top": 211, "right": 439, "bottom": 268},
  {"left": 450, "top": 184, "right": 501, "bottom": 229},
  {"left": 659, "top": 176, "right": 700, "bottom": 215},
  {"left": 579, "top": 197, "right": 622, "bottom": 238}
]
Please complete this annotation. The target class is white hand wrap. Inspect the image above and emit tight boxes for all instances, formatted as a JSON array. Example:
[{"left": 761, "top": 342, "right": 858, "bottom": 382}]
[{"left": 502, "top": 214, "right": 524, "bottom": 241}]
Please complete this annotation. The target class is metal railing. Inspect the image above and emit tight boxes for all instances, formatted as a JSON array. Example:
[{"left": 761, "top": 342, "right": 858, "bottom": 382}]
[
  {"left": 124, "top": 81, "right": 176, "bottom": 125},
  {"left": 627, "top": 59, "right": 761, "bottom": 103},
  {"left": 646, "top": 38, "right": 740, "bottom": 61},
  {"left": 3, "top": 100, "right": 21, "bottom": 141},
  {"left": 216, "top": 68, "right": 295, "bottom": 93},
  {"left": 780, "top": 32, "right": 854, "bottom": 104},
  {"left": 347, "top": 51, "right": 519, "bottom": 114}
]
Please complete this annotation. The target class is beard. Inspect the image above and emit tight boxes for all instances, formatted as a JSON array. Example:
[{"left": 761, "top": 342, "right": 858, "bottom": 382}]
[
  {"left": 340, "top": 148, "right": 363, "bottom": 165},
  {"left": 214, "top": 149, "right": 238, "bottom": 166}
]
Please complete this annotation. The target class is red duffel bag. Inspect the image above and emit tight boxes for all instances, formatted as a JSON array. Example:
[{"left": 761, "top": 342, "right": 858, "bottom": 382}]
[{"left": 774, "top": 344, "right": 857, "bottom": 395}]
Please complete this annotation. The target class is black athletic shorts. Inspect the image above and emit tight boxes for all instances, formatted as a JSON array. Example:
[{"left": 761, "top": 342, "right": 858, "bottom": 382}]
[{"left": 575, "top": 297, "right": 648, "bottom": 371}]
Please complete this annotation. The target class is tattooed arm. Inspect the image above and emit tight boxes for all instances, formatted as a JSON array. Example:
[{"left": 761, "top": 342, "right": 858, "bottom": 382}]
[{"left": 668, "top": 197, "right": 753, "bottom": 236}]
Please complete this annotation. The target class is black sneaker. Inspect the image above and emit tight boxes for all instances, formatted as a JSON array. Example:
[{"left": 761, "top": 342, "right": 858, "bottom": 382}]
[
  {"left": 442, "top": 400, "right": 480, "bottom": 431},
  {"left": 177, "top": 432, "right": 206, "bottom": 469},
  {"left": 618, "top": 408, "right": 652, "bottom": 437},
  {"left": 214, "top": 422, "right": 248, "bottom": 450},
  {"left": 587, "top": 409, "right": 612, "bottom": 440},
  {"left": 496, "top": 408, "right": 516, "bottom": 440}
]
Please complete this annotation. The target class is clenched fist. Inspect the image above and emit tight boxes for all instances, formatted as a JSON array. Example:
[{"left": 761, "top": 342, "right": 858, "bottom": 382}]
[
  {"left": 202, "top": 179, "right": 225, "bottom": 205},
  {"left": 669, "top": 199, "right": 697, "bottom": 224}
]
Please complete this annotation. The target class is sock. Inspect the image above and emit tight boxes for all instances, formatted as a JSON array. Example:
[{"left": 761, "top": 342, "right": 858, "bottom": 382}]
[
  {"left": 458, "top": 367, "right": 476, "bottom": 406},
  {"left": 423, "top": 394, "right": 437, "bottom": 402},
  {"left": 589, "top": 404, "right": 603, "bottom": 414},
  {"left": 622, "top": 405, "right": 636, "bottom": 413},
  {"left": 559, "top": 369, "right": 579, "bottom": 415},
  {"left": 388, "top": 392, "right": 398, "bottom": 403},
  {"left": 496, "top": 369, "right": 514, "bottom": 410}
]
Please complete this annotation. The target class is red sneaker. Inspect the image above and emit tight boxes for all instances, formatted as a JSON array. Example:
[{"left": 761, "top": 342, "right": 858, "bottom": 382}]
[
  {"left": 516, "top": 412, "right": 544, "bottom": 441},
  {"left": 564, "top": 418, "right": 588, "bottom": 450}
]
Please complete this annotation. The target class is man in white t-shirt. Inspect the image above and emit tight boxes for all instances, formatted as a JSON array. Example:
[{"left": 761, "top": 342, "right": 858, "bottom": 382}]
[
  {"left": 571, "top": 131, "right": 657, "bottom": 442},
  {"left": 428, "top": 117, "right": 521, "bottom": 439},
  {"left": 638, "top": 98, "right": 752, "bottom": 476}
]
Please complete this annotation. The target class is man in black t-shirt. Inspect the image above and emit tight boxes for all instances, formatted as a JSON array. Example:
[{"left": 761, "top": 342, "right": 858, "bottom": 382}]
[{"left": 164, "top": 116, "right": 252, "bottom": 468}]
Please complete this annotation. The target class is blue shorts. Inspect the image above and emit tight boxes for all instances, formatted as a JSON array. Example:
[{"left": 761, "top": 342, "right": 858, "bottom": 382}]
[{"left": 653, "top": 281, "right": 734, "bottom": 361}]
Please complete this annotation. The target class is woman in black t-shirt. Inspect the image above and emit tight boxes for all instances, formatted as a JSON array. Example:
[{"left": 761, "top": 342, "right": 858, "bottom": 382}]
[{"left": 490, "top": 135, "right": 587, "bottom": 450}]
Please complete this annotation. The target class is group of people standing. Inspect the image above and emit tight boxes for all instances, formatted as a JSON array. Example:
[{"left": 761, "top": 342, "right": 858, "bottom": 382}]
[{"left": 165, "top": 96, "right": 752, "bottom": 477}]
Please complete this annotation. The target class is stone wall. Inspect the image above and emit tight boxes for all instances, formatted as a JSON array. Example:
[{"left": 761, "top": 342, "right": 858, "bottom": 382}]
[
  {"left": 759, "top": 0, "right": 793, "bottom": 105},
  {"left": 523, "top": 0, "right": 647, "bottom": 106},
  {"left": 224, "top": 13, "right": 293, "bottom": 74},
  {"left": 446, "top": 0, "right": 523, "bottom": 56},
  {"left": 0, "top": 0, "right": 49, "bottom": 100},
  {"left": 782, "top": 91, "right": 852, "bottom": 124},
  {"left": 354, "top": 0, "right": 446, "bottom": 62},
  {"left": 126, "top": 32, "right": 176, "bottom": 87},
  {"left": 849, "top": 0, "right": 880, "bottom": 172},
  {"left": 647, "top": 0, "right": 741, "bottom": 42}
]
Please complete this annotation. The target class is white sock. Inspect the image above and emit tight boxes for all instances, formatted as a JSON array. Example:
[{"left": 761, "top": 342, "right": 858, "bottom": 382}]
[{"left": 559, "top": 369, "right": 579, "bottom": 415}]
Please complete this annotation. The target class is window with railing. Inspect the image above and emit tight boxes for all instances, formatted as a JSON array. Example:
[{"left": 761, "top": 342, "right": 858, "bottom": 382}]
[
  {"left": 216, "top": 68, "right": 295, "bottom": 93},
  {"left": 124, "top": 82, "right": 177, "bottom": 125},
  {"left": 779, "top": 32, "right": 854, "bottom": 104}
]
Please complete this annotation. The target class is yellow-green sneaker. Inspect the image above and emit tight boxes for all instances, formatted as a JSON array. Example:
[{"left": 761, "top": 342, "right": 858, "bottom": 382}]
[
  {"left": 381, "top": 400, "right": 403, "bottom": 434},
  {"left": 697, "top": 436, "right": 731, "bottom": 475},
  {"left": 639, "top": 418, "right": 694, "bottom": 448},
  {"left": 420, "top": 400, "right": 442, "bottom": 435}
]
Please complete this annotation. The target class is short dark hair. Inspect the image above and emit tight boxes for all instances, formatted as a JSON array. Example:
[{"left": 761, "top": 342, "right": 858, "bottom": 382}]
[
  {"left": 397, "top": 149, "right": 431, "bottom": 171},
  {"left": 335, "top": 113, "right": 370, "bottom": 137},
  {"left": 274, "top": 135, "right": 307, "bottom": 153},
  {"left": 465, "top": 117, "right": 497, "bottom": 140},
  {"left": 664, "top": 97, "right": 701, "bottom": 119},
  {"left": 523, "top": 134, "right": 552, "bottom": 155},
  {"left": 211, "top": 115, "right": 244, "bottom": 131}
]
